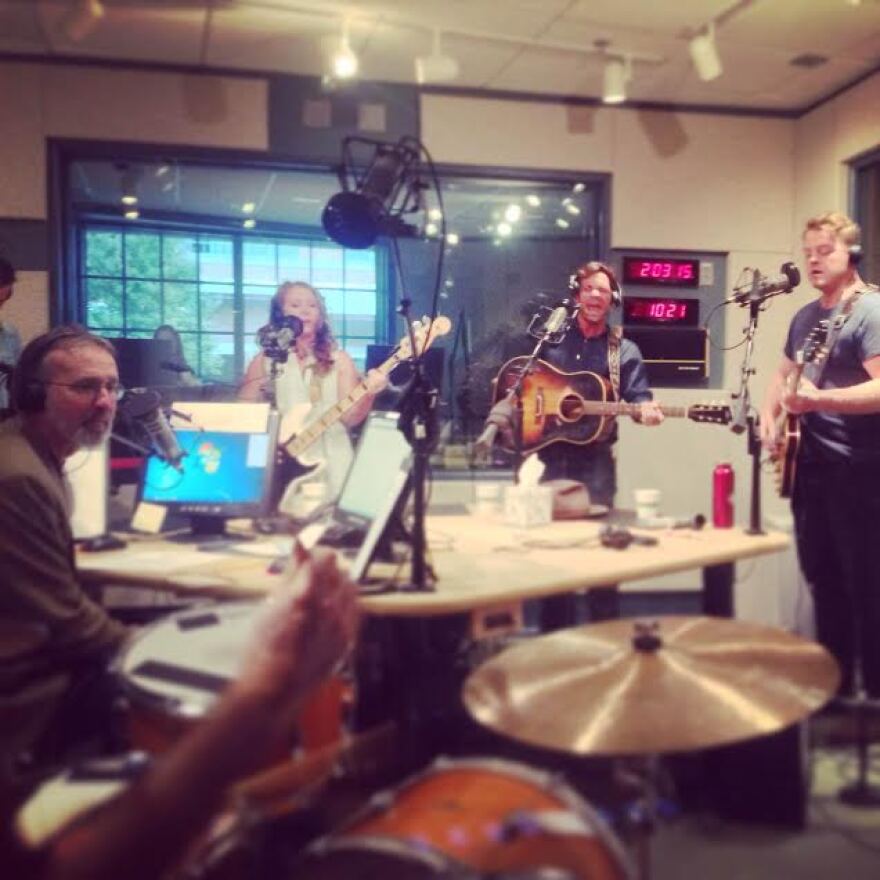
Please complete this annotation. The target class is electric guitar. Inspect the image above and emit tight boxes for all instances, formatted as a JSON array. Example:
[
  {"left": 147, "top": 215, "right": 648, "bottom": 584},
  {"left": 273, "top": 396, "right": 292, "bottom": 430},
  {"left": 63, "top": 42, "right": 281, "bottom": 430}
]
[
  {"left": 491, "top": 356, "right": 732, "bottom": 454},
  {"left": 772, "top": 322, "right": 829, "bottom": 498},
  {"left": 278, "top": 316, "right": 452, "bottom": 479}
]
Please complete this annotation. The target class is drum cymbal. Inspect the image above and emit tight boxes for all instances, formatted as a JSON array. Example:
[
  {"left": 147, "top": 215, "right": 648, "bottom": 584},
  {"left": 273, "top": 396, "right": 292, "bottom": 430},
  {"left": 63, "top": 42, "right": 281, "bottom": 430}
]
[{"left": 463, "top": 616, "right": 840, "bottom": 756}]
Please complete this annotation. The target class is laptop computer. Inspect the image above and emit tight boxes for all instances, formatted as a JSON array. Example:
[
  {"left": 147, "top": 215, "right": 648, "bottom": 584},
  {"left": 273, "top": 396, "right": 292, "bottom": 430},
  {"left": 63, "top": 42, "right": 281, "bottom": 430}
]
[{"left": 306, "top": 411, "right": 412, "bottom": 580}]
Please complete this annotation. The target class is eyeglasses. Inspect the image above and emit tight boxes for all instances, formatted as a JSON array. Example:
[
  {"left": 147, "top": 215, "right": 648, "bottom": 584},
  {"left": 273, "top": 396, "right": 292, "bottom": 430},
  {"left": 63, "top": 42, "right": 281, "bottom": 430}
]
[{"left": 46, "top": 379, "right": 124, "bottom": 401}]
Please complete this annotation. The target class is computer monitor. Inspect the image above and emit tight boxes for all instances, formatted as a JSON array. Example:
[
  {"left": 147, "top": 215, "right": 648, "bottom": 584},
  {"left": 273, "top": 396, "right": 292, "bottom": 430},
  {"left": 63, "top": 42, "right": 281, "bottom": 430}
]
[{"left": 140, "top": 410, "right": 279, "bottom": 541}]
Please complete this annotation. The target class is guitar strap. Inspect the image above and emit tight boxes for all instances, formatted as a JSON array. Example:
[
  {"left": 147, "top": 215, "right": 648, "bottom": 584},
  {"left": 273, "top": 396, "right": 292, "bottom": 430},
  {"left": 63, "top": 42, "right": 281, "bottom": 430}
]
[
  {"left": 804, "top": 287, "right": 871, "bottom": 386},
  {"left": 607, "top": 326, "right": 622, "bottom": 399}
]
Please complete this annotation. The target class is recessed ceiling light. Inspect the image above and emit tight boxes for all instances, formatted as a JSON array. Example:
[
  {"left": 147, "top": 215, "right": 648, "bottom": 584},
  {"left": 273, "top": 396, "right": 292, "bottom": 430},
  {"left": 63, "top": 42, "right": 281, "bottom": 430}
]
[
  {"left": 446, "top": 232, "right": 460, "bottom": 246},
  {"left": 555, "top": 217, "right": 570, "bottom": 229},
  {"left": 124, "top": 209, "right": 139, "bottom": 220},
  {"left": 241, "top": 202, "right": 256, "bottom": 214},
  {"left": 504, "top": 204, "right": 522, "bottom": 223},
  {"left": 526, "top": 194, "right": 541, "bottom": 207},
  {"left": 497, "top": 222, "right": 512, "bottom": 237},
  {"left": 243, "top": 218, "right": 256, "bottom": 229}
]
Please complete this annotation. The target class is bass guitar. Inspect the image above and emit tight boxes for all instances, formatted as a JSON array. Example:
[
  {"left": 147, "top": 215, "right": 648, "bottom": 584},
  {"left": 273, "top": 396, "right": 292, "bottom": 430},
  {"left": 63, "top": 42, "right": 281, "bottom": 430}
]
[
  {"left": 772, "top": 322, "right": 829, "bottom": 498},
  {"left": 278, "top": 316, "right": 452, "bottom": 481},
  {"left": 492, "top": 356, "right": 731, "bottom": 454}
]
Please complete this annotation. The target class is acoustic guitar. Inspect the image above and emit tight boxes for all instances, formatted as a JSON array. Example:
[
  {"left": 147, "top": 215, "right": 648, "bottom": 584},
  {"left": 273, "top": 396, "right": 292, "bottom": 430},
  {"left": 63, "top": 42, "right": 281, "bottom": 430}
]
[
  {"left": 491, "top": 356, "right": 731, "bottom": 454},
  {"left": 772, "top": 322, "right": 829, "bottom": 498}
]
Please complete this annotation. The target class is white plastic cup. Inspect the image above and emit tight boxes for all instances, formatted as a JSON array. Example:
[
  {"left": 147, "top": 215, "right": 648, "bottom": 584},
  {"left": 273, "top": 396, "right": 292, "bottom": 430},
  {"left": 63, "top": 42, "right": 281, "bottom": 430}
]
[{"left": 634, "top": 488, "right": 662, "bottom": 521}]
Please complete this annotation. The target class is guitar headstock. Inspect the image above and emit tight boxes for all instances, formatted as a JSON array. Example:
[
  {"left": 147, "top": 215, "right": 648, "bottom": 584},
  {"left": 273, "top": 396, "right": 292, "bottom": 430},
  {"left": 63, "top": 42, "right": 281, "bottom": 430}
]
[
  {"left": 397, "top": 315, "right": 453, "bottom": 359},
  {"left": 797, "top": 320, "right": 829, "bottom": 368},
  {"left": 687, "top": 404, "right": 732, "bottom": 425}
]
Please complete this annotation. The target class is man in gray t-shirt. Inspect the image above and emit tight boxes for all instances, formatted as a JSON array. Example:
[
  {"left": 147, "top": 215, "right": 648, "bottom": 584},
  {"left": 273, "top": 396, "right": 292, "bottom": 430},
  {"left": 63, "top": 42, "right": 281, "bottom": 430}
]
[{"left": 760, "top": 211, "right": 880, "bottom": 698}]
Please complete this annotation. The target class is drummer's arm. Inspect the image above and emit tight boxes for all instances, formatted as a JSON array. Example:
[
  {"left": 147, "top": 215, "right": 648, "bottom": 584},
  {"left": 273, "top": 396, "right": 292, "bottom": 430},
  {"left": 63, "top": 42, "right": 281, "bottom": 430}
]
[{"left": 40, "top": 548, "right": 357, "bottom": 880}]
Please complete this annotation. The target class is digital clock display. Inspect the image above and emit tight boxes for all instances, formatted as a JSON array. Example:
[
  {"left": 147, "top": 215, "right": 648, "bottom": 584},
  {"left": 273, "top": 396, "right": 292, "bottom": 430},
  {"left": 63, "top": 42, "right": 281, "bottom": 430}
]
[
  {"left": 624, "top": 297, "right": 700, "bottom": 327},
  {"left": 623, "top": 256, "right": 700, "bottom": 288}
]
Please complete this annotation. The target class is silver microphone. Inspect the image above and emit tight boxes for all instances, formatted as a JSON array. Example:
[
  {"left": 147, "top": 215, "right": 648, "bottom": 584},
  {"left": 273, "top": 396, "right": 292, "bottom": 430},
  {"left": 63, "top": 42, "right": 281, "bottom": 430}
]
[
  {"left": 544, "top": 304, "right": 571, "bottom": 335},
  {"left": 733, "top": 262, "right": 800, "bottom": 305},
  {"left": 121, "top": 389, "right": 185, "bottom": 471}
]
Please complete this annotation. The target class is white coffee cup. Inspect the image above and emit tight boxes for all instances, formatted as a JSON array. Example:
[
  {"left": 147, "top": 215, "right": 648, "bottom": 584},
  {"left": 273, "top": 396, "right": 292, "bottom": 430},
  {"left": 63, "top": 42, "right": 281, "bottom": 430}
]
[{"left": 634, "top": 488, "right": 662, "bottom": 520}]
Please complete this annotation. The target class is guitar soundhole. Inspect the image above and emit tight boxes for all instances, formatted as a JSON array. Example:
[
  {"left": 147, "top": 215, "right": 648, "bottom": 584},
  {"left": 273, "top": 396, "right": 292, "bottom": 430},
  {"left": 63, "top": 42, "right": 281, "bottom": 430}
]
[{"left": 559, "top": 394, "right": 583, "bottom": 422}]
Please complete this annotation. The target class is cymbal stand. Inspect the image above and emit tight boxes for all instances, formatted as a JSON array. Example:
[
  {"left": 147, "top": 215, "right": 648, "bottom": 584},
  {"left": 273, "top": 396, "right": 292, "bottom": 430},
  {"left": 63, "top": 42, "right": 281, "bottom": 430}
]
[
  {"left": 616, "top": 753, "right": 664, "bottom": 880},
  {"left": 837, "top": 620, "right": 880, "bottom": 806}
]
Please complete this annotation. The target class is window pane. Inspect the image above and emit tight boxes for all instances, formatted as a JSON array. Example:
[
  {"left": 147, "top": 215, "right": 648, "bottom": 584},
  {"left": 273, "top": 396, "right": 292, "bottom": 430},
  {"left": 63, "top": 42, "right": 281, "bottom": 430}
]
[
  {"left": 243, "top": 240, "right": 277, "bottom": 285},
  {"left": 86, "top": 278, "right": 123, "bottom": 328},
  {"left": 85, "top": 230, "right": 122, "bottom": 276},
  {"left": 322, "top": 288, "right": 344, "bottom": 318},
  {"left": 345, "top": 340, "right": 368, "bottom": 370},
  {"left": 278, "top": 243, "right": 310, "bottom": 281},
  {"left": 200, "top": 283, "right": 234, "bottom": 333},
  {"left": 345, "top": 314, "right": 377, "bottom": 337},
  {"left": 200, "top": 333, "right": 235, "bottom": 382},
  {"left": 125, "top": 280, "right": 162, "bottom": 330},
  {"left": 243, "top": 286, "right": 275, "bottom": 334},
  {"left": 179, "top": 334, "right": 199, "bottom": 375},
  {"left": 163, "top": 235, "right": 198, "bottom": 280},
  {"left": 163, "top": 282, "right": 199, "bottom": 330},
  {"left": 312, "top": 245, "right": 344, "bottom": 288},
  {"left": 345, "top": 249, "right": 376, "bottom": 289},
  {"left": 199, "top": 236, "right": 234, "bottom": 283},
  {"left": 125, "top": 232, "right": 161, "bottom": 279}
]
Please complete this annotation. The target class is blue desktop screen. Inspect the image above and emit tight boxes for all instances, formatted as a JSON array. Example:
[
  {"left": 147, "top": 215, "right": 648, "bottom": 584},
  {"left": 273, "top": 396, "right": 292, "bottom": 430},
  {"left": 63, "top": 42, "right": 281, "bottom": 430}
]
[{"left": 142, "top": 430, "right": 270, "bottom": 505}]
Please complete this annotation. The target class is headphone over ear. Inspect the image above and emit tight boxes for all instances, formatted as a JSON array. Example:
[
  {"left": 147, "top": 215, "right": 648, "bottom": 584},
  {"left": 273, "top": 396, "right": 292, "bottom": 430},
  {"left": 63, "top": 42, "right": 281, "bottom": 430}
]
[{"left": 849, "top": 243, "right": 863, "bottom": 266}]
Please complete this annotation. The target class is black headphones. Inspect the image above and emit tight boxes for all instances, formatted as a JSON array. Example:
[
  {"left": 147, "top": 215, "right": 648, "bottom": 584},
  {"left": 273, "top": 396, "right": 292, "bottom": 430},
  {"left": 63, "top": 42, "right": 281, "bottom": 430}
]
[
  {"left": 849, "top": 243, "right": 863, "bottom": 266},
  {"left": 11, "top": 326, "right": 112, "bottom": 414},
  {"left": 571, "top": 262, "right": 623, "bottom": 307}
]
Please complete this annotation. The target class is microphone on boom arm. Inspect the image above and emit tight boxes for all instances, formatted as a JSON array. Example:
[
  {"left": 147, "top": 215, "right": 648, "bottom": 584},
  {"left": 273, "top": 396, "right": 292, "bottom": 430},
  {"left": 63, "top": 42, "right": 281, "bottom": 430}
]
[{"left": 731, "top": 262, "right": 801, "bottom": 306}]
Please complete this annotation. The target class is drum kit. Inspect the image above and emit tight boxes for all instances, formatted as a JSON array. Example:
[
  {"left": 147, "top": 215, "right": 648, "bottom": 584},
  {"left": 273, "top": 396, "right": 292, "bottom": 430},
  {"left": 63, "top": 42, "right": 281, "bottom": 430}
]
[{"left": 20, "top": 609, "right": 840, "bottom": 880}]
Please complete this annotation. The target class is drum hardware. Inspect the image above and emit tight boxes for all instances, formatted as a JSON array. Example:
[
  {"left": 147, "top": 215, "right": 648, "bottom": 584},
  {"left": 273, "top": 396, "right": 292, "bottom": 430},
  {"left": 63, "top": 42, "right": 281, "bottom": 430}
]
[{"left": 463, "top": 616, "right": 840, "bottom": 880}]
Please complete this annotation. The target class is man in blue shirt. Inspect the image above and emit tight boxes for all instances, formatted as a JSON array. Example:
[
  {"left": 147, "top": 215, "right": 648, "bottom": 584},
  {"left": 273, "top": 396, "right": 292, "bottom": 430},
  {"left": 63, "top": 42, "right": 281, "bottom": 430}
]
[
  {"left": 0, "top": 258, "right": 22, "bottom": 411},
  {"left": 760, "top": 211, "right": 880, "bottom": 697}
]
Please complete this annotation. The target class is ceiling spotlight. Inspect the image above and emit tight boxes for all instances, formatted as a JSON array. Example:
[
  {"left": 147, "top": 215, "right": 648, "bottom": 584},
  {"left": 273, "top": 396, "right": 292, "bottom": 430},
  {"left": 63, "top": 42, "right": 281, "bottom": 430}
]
[
  {"left": 331, "top": 21, "right": 358, "bottom": 80},
  {"left": 428, "top": 207, "right": 443, "bottom": 222},
  {"left": 118, "top": 165, "right": 139, "bottom": 206},
  {"left": 63, "top": 0, "right": 105, "bottom": 43},
  {"left": 415, "top": 30, "right": 460, "bottom": 85},
  {"left": 123, "top": 209, "right": 139, "bottom": 221},
  {"left": 602, "top": 56, "right": 630, "bottom": 104},
  {"left": 525, "top": 194, "right": 541, "bottom": 207},
  {"left": 689, "top": 24, "right": 722, "bottom": 81},
  {"left": 243, "top": 218, "right": 256, "bottom": 229},
  {"left": 573, "top": 182, "right": 586, "bottom": 194},
  {"left": 241, "top": 202, "right": 256, "bottom": 215},
  {"left": 497, "top": 222, "right": 512, "bottom": 237},
  {"left": 446, "top": 232, "right": 460, "bottom": 246},
  {"left": 504, "top": 204, "right": 522, "bottom": 223},
  {"left": 555, "top": 217, "right": 570, "bottom": 229},
  {"left": 564, "top": 202, "right": 581, "bottom": 216},
  {"left": 425, "top": 222, "right": 439, "bottom": 237}
]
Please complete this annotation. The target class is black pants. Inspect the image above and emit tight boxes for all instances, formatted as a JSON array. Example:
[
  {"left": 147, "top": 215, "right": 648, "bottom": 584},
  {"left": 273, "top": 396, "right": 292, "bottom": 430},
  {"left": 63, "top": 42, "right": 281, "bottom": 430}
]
[{"left": 793, "top": 459, "right": 880, "bottom": 697}]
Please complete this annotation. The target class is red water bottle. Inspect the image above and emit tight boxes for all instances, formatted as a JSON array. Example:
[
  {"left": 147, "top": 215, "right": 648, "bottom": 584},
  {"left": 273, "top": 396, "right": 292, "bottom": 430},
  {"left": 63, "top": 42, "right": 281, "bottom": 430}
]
[{"left": 712, "top": 463, "right": 734, "bottom": 528}]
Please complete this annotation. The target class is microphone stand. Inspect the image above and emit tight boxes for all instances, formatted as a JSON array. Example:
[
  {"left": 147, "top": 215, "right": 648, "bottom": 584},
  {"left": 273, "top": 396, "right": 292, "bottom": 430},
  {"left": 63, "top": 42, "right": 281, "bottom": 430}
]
[
  {"left": 396, "top": 299, "right": 439, "bottom": 593},
  {"left": 728, "top": 275, "right": 784, "bottom": 536}
]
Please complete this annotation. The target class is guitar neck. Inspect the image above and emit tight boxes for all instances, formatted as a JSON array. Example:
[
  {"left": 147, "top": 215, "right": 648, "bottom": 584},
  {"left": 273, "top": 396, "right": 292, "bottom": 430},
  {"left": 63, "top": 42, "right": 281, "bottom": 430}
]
[
  {"left": 581, "top": 401, "right": 690, "bottom": 419},
  {"left": 287, "top": 353, "right": 401, "bottom": 456}
]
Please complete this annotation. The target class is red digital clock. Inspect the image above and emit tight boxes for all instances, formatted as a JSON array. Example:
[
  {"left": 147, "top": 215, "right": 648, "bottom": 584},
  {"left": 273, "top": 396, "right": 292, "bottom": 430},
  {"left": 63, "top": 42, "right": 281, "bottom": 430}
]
[
  {"left": 623, "top": 256, "right": 700, "bottom": 288},
  {"left": 623, "top": 296, "right": 700, "bottom": 327}
]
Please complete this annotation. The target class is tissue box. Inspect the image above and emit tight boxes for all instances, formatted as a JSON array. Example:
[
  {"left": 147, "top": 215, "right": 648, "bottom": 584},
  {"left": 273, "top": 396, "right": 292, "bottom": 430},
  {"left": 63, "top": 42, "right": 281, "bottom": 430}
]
[{"left": 504, "top": 484, "right": 553, "bottom": 528}]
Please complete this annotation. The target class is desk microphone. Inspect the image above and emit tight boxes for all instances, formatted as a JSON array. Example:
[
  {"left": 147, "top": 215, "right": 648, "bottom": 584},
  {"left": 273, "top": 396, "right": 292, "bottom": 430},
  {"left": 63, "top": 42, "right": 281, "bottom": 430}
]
[{"left": 120, "top": 389, "right": 185, "bottom": 471}]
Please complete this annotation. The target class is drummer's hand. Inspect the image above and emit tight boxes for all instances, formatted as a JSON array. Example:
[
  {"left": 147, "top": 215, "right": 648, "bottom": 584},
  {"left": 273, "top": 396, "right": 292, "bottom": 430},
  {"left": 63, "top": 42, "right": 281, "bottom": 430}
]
[
  {"left": 240, "top": 544, "right": 359, "bottom": 706},
  {"left": 364, "top": 368, "right": 388, "bottom": 395},
  {"left": 636, "top": 401, "right": 664, "bottom": 426}
]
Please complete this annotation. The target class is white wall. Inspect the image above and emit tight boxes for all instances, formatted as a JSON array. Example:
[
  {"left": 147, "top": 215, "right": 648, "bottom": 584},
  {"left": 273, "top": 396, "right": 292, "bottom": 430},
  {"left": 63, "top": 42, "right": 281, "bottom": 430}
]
[{"left": 0, "top": 61, "right": 268, "bottom": 343}]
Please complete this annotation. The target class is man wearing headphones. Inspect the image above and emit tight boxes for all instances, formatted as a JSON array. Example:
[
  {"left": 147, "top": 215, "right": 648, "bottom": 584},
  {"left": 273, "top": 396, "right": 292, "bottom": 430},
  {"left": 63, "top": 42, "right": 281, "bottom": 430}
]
[
  {"left": 760, "top": 211, "right": 880, "bottom": 698},
  {"left": 485, "top": 261, "right": 663, "bottom": 629},
  {"left": 536, "top": 260, "right": 664, "bottom": 502},
  {"left": 0, "top": 326, "right": 128, "bottom": 772}
]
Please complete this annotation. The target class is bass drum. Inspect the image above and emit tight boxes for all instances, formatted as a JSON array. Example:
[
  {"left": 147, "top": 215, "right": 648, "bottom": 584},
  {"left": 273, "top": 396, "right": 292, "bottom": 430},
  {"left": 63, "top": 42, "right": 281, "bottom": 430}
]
[{"left": 296, "top": 756, "right": 634, "bottom": 879}]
